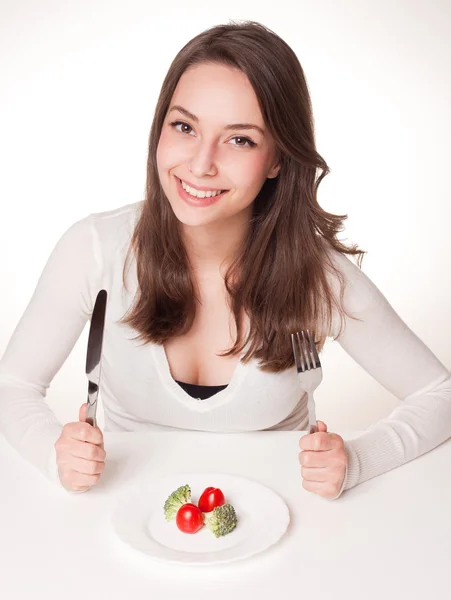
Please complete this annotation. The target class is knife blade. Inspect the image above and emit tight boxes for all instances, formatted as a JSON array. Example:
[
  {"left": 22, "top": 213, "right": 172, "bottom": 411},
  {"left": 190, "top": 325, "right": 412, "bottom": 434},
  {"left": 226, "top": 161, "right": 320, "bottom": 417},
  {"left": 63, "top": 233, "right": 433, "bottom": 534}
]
[{"left": 85, "top": 289, "right": 108, "bottom": 427}]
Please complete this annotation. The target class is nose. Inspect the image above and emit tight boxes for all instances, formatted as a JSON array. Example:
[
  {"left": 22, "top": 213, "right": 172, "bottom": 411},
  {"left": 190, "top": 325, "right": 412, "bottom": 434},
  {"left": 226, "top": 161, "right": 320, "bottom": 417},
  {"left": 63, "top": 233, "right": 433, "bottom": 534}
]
[{"left": 189, "top": 139, "right": 218, "bottom": 178}]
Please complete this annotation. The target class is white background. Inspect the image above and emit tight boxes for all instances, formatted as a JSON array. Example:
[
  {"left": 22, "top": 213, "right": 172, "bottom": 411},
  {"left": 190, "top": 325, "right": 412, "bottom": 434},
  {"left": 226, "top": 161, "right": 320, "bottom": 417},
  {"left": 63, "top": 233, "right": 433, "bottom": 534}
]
[{"left": 1, "top": 0, "right": 450, "bottom": 431}]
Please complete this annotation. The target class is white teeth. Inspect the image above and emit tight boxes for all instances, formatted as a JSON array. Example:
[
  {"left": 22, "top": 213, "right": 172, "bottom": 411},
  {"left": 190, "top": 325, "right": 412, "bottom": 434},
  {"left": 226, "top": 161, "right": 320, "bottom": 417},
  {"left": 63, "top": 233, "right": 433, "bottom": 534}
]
[{"left": 180, "top": 178, "right": 223, "bottom": 199}]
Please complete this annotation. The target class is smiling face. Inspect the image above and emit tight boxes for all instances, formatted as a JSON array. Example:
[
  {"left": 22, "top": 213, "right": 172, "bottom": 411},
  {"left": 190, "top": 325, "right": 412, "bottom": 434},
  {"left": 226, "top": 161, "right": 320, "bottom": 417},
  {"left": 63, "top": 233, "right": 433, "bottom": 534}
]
[{"left": 156, "top": 62, "right": 280, "bottom": 229}]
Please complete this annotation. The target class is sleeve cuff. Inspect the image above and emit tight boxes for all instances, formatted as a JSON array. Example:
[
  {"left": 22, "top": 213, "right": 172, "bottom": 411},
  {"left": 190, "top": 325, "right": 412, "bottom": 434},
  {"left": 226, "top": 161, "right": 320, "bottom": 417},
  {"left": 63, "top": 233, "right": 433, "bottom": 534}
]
[
  {"left": 330, "top": 440, "right": 360, "bottom": 499},
  {"left": 46, "top": 444, "right": 89, "bottom": 494},
  {"left": 342, "top": 440, "right": 361, "bottom": 491}
]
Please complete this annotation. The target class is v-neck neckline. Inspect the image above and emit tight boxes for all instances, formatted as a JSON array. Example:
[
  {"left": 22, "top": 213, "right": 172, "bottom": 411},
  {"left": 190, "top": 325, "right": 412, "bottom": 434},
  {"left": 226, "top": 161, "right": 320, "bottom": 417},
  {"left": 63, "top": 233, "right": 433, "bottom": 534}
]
[{"left": 151, "top": 342, "right": 251, "bottom": 411}]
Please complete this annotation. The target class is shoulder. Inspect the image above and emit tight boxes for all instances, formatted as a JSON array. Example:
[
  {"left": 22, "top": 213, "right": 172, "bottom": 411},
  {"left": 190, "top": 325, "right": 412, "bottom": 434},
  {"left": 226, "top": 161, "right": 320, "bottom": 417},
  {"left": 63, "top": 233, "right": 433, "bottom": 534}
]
[
  {"left": 322, "top": 243, "right": 388, "bottom": 316},
  {"left": 60, "top": 200, "right": 142, "bottom": 241},
  {"left": 50, "top": 201, "right": 143, "bottom": 283},
  {"left": 63, "top": 201, "right": 143, "bottom": 259},
  {"left": 88, "top": 200, "right": 143, "bottom": 242}
]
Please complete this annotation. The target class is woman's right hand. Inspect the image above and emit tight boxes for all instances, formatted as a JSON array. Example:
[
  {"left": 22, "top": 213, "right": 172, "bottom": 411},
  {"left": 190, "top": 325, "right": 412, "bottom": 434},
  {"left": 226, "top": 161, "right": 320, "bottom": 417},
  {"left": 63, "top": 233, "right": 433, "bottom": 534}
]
[{"left": 54, "top": 403, "right": 106, "bottom": 492}]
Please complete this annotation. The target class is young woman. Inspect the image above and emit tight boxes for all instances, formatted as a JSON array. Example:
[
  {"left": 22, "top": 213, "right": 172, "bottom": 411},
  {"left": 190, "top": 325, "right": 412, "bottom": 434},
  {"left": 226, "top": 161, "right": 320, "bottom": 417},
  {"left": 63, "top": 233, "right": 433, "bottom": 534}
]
[{"left": 1, "top": 21, "right": 450, "bottom": 499}]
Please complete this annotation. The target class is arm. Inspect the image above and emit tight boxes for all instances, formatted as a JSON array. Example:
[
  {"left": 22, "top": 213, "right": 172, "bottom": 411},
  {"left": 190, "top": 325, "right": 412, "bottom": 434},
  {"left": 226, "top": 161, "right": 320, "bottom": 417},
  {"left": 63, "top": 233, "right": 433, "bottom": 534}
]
[
  {"left": 0, "top": 215, "right": 101, "bottom": 483},
  {"left": 328, "top": 252, "right": 451, "bottom": 494}
]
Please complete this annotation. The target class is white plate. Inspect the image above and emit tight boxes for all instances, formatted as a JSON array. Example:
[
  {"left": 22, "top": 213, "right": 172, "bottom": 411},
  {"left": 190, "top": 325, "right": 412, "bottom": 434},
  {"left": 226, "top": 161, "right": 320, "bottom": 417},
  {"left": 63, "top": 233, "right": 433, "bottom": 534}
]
[{"left": 111, "top": 472, "right": 290, "bottom": 565}]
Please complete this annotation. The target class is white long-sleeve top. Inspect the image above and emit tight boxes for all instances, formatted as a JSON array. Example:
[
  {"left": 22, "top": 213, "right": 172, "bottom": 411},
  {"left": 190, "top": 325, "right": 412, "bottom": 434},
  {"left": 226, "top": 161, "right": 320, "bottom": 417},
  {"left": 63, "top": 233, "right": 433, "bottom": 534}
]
[{"left": 0, "top": 201, "right": 450, "bottom": 496}]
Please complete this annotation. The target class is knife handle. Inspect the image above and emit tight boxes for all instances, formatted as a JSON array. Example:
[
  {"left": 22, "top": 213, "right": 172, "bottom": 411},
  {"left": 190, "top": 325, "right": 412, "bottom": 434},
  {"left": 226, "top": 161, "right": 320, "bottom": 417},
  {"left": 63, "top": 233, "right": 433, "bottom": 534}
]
[{"left": 86, "top": 381, "right": 98, "bottom": 428}]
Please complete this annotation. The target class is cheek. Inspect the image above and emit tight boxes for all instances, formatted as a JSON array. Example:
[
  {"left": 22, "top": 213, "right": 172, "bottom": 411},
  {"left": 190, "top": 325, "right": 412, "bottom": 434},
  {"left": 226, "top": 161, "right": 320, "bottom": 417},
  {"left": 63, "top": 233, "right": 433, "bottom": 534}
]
[
  {"left": 156, "top": 130, "right": 173, "bottom": 172},
  {"left": 227, "top": 153, "right": 272, "bottom": 191},
  {"left": 157, "top": 128, "right": 192, "bottom": 172}
]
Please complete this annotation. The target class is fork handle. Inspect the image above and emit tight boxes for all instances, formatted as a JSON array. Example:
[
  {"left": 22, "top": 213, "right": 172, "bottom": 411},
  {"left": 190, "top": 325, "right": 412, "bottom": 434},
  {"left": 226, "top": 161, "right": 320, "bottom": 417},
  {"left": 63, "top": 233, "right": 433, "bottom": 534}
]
[{"left": 308, "top": 392, "right": 318, "bottom": 434}]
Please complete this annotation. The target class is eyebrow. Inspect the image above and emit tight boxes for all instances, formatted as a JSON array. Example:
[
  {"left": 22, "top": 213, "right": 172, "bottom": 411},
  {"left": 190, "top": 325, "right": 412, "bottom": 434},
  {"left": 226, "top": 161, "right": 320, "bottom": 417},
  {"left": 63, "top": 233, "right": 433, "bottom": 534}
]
[{"left": 168, "top": 105, "right": 266, "bottom": 136}]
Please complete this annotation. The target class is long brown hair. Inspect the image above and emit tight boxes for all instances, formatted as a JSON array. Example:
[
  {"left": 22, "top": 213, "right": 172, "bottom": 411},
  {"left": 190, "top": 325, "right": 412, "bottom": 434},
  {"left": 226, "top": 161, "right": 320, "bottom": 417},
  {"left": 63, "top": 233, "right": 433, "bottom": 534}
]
[{"left": 120, "top": 20, "right": 365, "bottom": 372}]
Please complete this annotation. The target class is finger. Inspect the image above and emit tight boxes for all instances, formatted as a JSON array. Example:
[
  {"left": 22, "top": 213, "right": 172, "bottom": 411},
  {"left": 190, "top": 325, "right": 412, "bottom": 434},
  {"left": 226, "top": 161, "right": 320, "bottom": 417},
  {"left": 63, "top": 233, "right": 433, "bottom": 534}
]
[
  {"left": 302, "top": 479, "right": 338, "bottom": 499},
  {"left": 301, "top": 466, "right": 328, "bottom": 482},
  {"left": 68, "top": 422, "right": 104, "bottom": 445},
  {"left": 299, "top": 432, "right": 335, "bottom": 452},
  {"left": 60, "top": 478, "right": 90, "bottom": 493},
  {"left": 79, "top": 403, "right": 87, "bottom": 422},
  {"left": 299, "top": 431, "right": 343, "bottom": 452},
  {"left": 65, "top": 472, "right": 101, "bottom": 490},
  {"left": 317, "top": 420, "right": 328, "bottom": 433},
  {"left": 299, "top": 450, "right": 331, "bottom": 468},
  {"left": 68, "top": 457, "right": 105, "bottom": 476},
  {"left": 69, "top": 440, "right": 106, "bottom": 462}
]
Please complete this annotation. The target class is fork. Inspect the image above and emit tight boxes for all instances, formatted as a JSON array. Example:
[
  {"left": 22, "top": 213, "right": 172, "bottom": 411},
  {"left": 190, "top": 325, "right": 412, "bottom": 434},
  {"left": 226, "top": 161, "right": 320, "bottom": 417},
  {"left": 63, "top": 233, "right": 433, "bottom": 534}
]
[{"left": 291, "top": 330, "right": 323, "bottom": 434}]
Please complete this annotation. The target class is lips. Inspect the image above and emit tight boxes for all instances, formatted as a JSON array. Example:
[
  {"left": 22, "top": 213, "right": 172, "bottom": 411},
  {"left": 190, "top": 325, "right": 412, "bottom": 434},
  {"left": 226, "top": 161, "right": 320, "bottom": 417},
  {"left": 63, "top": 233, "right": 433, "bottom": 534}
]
[
  {"left": 174, "top": 175, "right": 228, "bottom": 207},
  {"left": 177, "top": 177, "right": 227, "bottom": 195}
]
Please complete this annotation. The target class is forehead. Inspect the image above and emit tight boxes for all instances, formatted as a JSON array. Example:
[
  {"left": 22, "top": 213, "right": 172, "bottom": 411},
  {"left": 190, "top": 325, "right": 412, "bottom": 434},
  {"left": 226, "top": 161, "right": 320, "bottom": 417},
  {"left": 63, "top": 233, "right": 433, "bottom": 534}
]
[{"left": 170, "top": 62, "right": 264, "bottom": 126}]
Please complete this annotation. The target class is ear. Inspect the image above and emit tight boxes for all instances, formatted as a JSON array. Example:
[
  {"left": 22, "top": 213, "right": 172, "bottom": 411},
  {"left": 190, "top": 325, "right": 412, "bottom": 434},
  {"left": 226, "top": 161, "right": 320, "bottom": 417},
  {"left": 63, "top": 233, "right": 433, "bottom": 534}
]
[{"left": 267, "top": 161, "right": 280, "bottom": 179}]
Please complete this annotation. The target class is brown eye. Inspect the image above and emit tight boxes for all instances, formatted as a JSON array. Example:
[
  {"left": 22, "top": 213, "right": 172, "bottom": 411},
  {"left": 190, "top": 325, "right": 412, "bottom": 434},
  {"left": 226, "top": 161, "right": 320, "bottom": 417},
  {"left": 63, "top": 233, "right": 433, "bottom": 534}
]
[
  {"left": 230, "top": 136, "right": 257, "bottom": 148},
  {"left": 170, "top": 121, "right": 194, "bottom": 135}
]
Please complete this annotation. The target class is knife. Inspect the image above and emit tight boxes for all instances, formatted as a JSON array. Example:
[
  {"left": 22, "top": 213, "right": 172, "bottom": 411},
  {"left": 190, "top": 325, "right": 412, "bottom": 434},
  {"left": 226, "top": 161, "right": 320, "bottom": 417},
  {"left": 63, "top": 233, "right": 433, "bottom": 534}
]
[{"left": 85, "top": 289, "right": 108, "bottom": 427}]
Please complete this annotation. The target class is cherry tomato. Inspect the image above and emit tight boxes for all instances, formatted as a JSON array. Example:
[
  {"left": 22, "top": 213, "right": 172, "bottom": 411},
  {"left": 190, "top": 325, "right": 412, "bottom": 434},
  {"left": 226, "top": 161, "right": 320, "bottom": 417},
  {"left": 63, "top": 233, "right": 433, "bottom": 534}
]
[
  {"left": 198, "top": 487, "right": 226, "bottom": 513},
  {"left": 175, "top": 503, "right": 204, "bottom": 534}
]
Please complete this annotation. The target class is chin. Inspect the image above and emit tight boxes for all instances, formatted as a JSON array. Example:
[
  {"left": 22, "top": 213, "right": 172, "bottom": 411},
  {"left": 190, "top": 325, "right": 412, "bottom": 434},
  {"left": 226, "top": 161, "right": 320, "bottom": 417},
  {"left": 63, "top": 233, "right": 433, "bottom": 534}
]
[
  {"left": 177, "top": 214, "right": 218, "bottom": 228},
  {"left": 167, "top": 204, "right": 213, "bottom": 228}
]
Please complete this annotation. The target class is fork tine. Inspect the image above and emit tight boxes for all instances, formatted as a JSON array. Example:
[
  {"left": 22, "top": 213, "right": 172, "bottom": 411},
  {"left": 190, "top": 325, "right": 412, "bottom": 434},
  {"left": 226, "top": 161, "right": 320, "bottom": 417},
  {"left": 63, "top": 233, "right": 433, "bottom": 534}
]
[
  {"left": 302, "top": 330, "right": 315, "bottom": 370},
  {"left": 298, "top": 331, "right": 310, "bottom": 371},
  {"left": 296, "top": 332, "right": 306, "bottom": 371},
  {"left": 291, "top": 333, "right": 300, "bottom": 371},
  {"left": 306, "top": 329, "right": 321, "bottom": 368},
  {"left": 291, "top": 332, "right": 306, "bottom": 372}
]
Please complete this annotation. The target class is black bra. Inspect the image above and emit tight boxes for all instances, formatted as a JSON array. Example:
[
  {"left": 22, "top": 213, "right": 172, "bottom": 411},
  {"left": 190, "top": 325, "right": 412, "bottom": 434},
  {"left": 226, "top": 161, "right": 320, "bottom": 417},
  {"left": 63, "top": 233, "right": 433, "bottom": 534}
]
[{"left": 174, "top": 379, "right": 228, "bottom": 400}]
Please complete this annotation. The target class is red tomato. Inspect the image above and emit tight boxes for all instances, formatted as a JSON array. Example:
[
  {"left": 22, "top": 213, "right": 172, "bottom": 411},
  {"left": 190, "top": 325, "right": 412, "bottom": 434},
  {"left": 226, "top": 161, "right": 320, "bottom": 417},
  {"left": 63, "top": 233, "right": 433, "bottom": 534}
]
[
  {"left": 175, "top": 503, "right": 204, "bottom": 534},
  {"left": 198, "top": 487, "right": 226, "bottom": 513}
]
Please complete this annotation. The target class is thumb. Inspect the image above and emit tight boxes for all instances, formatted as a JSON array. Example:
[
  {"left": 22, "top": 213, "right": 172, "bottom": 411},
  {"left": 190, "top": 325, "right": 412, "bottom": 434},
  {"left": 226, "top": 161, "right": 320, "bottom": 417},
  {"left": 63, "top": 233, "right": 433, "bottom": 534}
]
[
  {"left": 79, "top": 402, "right": 87, "bottom": 422},
  {"left": 79, "top": 402, "right": 104, "bottom": 450},
  {"left": 317, "top": 420, "right": 328, "bottom": 433}
]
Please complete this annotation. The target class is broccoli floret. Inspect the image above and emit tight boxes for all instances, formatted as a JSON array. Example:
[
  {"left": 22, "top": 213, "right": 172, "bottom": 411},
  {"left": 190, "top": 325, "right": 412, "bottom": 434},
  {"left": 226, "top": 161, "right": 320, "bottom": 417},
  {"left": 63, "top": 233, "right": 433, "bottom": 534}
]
[
  {"left": 163, "top": 484, "right": 191, "bottom": 521},
  {"left": 203, "top": 503, "right": 237, "bottom": 537}
]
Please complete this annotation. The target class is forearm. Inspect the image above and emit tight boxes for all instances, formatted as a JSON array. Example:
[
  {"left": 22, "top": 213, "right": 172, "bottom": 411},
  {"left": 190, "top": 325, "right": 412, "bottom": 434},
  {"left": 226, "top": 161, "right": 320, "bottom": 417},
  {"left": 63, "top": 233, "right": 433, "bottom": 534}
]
[
  {"left": 0, "top": 215, "right": 102, "bottom": 485},
  {"left": 0, "top": 368, "right": 63, "bottom": 482},
  {"left": 341, "top": 373, "right": 451, "bottom": 492}
]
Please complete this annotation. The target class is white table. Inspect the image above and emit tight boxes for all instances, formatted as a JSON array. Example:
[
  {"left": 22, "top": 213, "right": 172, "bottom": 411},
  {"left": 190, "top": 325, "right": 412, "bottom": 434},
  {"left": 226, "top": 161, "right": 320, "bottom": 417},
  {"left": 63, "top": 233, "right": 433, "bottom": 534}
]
[{"left": 1, "top": 430, "right": 450, "bottom": 600}]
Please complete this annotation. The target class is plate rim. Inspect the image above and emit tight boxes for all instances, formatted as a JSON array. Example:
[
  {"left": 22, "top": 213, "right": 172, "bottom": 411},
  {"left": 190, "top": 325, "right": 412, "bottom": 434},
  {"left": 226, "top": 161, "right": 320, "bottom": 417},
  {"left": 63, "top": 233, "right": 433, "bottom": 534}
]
[{"left": 111, "top": 471, "right": 291, "bottom": 566}]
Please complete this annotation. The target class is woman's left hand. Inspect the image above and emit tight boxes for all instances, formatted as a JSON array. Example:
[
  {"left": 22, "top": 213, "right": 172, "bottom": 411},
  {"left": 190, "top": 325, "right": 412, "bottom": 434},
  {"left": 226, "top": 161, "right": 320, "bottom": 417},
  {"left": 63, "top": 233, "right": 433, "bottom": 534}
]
[{"left": 298, "top": 420, "right": 347, "bottom": 499}]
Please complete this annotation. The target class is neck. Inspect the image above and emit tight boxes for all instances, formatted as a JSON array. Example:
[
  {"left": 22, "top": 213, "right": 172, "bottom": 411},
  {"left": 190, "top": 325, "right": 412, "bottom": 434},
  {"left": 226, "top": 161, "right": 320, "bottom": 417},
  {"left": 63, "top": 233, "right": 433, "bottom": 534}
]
[{"left": 181, "top": 209, "right": 251, "bottom": 278}]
